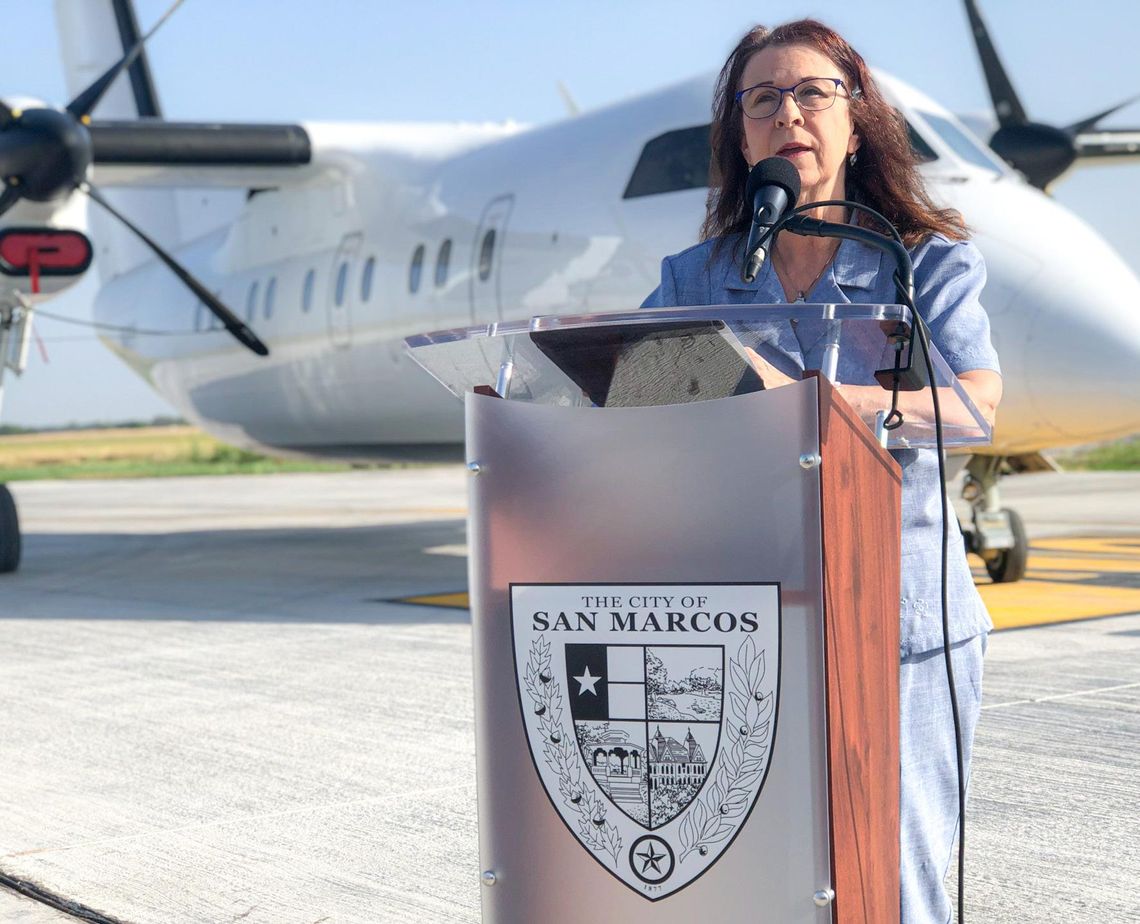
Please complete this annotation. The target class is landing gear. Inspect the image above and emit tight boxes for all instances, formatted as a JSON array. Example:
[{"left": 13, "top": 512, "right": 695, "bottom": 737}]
[
  {"left": 0, "top": 483, "right": 20, "bottom": 573},
  {"left": 961, "top": 456, "right": 1028, "bottom": 583}
]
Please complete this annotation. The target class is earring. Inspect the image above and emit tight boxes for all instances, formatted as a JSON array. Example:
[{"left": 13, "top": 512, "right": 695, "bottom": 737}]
[{"left": 848, "top": 151, "right": 858, "bottom": 167}]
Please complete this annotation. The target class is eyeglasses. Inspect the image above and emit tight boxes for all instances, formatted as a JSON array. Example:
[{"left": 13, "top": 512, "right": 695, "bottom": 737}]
[{"left": 734, "top": 77, "right": 859, "bottom": 120}]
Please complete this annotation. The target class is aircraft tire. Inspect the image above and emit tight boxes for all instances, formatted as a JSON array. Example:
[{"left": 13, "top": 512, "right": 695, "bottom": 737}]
[
  {"left": 0, "top": 483, "right": 20, "bottom": 574},
  {"left": 984, "top": 508, "right": 1027, "bottom": 584}
]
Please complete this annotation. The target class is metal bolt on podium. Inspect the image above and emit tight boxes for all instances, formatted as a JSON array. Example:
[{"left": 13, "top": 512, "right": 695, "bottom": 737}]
[
  {"left": 467, "top": 461, "right": 483, "bottom": 474},
  {"left": 481, "top": 871, "right": 497, "bottom": 887},
  {"left": 799, "top": 452, "right": 822, "bottom": 469},
  {"left": 812, "top": 888, "right": 835, "bottom": 907}
]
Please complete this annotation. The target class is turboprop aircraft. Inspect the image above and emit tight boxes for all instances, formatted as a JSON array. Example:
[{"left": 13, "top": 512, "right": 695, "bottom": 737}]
[{"left": 1, "top": 0, "right": 1138, "bottom": 580}]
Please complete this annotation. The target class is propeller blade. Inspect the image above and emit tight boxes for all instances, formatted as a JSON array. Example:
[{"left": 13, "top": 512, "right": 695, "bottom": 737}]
[
  {"left": 1065, "top": 94, "right": 1140, "bottom": 136},
  {"left": 963, "top": 0, "right": 1030, "bottom": 128},
  {"left": 0, "top": 182, "right": 23, "bottom": 220},
  {"left": 82, "top": 184, "right": 269, "bottom": 357},
  {"left": 1073, "top": 128, "right": 1140, "bottom": 162},
  {"left": 65, "top": 0, "right": 186, "bottom": 121}
]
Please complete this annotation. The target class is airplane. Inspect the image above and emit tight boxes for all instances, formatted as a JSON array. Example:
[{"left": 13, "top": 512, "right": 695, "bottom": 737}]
[{"left": 1, "top": 0, "right": 1138, "bottom": 582}]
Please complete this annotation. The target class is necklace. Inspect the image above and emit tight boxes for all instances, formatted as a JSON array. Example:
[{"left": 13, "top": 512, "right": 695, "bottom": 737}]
[{"left": 772, "top": 241, "right": 839, "bottom": 302}]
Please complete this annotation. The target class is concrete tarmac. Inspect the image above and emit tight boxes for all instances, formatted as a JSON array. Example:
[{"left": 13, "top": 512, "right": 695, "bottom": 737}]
[{"left": 1, "top": 468, "right": 1138, "bottom": 922}]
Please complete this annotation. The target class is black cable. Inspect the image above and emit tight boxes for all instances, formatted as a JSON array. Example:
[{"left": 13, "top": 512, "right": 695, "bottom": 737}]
[
  {"left": 0, "top": 871, "right": 125, "bottom": 923},
  {"left": 896, "top": 281, "right": 967, "bottom": 924},
  {"left": 778, "top": 202, "right": 968, "bottom": 922}
]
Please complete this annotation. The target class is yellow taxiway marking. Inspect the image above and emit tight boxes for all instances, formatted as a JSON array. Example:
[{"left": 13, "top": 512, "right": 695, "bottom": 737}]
[
  {"left": 976, "top": 580, "right": 1140, "bottom": 630},
  {"left": 1030, "top": 536, "right": 1140, "bottom": 557},
  {"left": 396, "top": 591, "right": 471, "bottom": 609},
  {"left": 395, "top": 537, "right": 1140, "bottom": 630},
  {"left": 973, "top": 535, "right": 1140, "bottom": 630}
]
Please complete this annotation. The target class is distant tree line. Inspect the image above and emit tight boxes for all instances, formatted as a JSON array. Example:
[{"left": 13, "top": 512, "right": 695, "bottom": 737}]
[{"left": 0, "top": 415, "right": 186, "bottom": 436}]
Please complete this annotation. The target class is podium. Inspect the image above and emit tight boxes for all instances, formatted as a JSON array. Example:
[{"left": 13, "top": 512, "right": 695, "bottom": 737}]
[{"left": 406, "top": 305, "right": 990, "bottom": 923}]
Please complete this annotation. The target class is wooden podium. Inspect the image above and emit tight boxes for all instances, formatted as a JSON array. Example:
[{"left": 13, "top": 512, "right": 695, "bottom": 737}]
[{"left": 406, "top": 306, "right": 991, "bottom": 923}]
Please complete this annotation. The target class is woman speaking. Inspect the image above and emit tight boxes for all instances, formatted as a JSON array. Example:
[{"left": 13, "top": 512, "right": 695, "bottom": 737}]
[{"left": 642, "top": 19, "right": 1003, "bottom": 924}]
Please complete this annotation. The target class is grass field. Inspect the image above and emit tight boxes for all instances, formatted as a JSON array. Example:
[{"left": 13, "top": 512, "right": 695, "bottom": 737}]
[
  {"left": 1, "top": 425, "right": 1137, "bottom": 482},
  {"left": 0, "top": 426, "right": 353, "bottom": 481},
  {"left": 1056, "top": 436, "right": 1140, "bottom": 471}
]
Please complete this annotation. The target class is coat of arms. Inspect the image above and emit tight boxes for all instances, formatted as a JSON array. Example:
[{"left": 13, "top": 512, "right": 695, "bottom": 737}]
[{"left": 511, "top": 583, "right": 780, "bottom": 900}]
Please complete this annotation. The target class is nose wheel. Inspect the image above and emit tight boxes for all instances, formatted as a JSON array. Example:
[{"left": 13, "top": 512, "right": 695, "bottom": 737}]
[
  {"left": 962, "top": 456, "right": 1028, "bottom": 584},
  {"left": 0, "top": 484, "right": 20, "bottom": 573},
  {"left": 979, "top": 507, "right": 1027, "bottom": 583}
]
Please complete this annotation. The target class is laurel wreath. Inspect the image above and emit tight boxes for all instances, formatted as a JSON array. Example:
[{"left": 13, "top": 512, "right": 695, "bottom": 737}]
[
  {"left": 678, "top": 635, "right": 774, "bottom": 863},
  {"left": 525, "top": 637, "right": 622, "bottom": 865}
]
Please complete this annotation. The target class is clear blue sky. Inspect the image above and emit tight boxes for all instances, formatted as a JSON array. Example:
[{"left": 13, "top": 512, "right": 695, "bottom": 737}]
[{"left": 3, "top": 0, "right": 1139, "bottom": 426}]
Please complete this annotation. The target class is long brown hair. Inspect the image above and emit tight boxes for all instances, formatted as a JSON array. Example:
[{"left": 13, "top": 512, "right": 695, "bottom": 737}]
[{"left": 701, "top": 19, "right": 966, "bottom": 249}]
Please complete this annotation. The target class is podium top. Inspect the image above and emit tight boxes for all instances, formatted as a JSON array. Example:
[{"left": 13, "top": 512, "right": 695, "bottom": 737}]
[{"left": 405, "top": 304, "right": 992, "bottom": 449}]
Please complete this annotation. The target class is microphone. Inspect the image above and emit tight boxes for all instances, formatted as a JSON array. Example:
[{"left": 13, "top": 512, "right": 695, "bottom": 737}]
[{"left": 741, "top": 157, "right": 801, "bottom": 284}]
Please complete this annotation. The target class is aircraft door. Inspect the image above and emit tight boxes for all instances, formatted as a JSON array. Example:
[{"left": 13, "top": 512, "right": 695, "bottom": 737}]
[
  {"left": 328, "top": 233, "right": 362, "bottom": 349},
  {"left": 470, "top": 195, "right": 513, "bottom": 323}
]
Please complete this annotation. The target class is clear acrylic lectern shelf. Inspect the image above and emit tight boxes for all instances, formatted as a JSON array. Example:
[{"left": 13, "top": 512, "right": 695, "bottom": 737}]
[{"left": 405, "top": 304, "right": 991, "bottom": 450}]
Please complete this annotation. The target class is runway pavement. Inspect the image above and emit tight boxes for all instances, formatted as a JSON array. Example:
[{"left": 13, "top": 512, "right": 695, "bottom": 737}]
[{"left": 1, "top": 468, "right": 1137, "bottom": 922}]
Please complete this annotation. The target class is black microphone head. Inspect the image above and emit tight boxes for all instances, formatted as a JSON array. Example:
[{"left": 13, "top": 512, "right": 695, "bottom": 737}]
[{"left": 746, "top": 156, "right": 801, "bottom": 204}]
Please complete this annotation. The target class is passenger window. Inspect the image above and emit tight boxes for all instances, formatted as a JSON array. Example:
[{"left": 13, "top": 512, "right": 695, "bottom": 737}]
[
  {"left": 409, "top": 245, "right": 425, "bottom": 293},
  {"left": 264, "top": 277, "right": 276, "bottom": 320},
  {"left": 335, "top": 262, "right": 348, "bottom": 306},
  {"left": 245, "top": 281, "right": 259, "bottom": 324},
  {"left": 478, "top": 229, "right": 496, "bottom": 282},
  {"left": 434, "top": 239, "right": 451, "bottom": 288},
  {"left": 623, "top": 125, "right": 711, "bottom": 199},
  {"left": 361, "top": 256, "right": 375, "bottom": 302},
  {"left": 302, "top": 269, "right": 315, "bottom": 313}
]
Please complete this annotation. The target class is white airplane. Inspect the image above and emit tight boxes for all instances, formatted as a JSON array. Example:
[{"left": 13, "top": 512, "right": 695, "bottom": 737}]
[{"left": 1, "top": 0, "right": 1138, "bottom": 581}]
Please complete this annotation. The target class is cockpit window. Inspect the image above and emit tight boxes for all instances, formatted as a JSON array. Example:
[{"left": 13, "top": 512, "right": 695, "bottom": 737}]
[
  {"left": 918, "top": 111, "right": 1005, "bottom": 174},
  {"left": 623, "top": 125, "right": 711, "bottom": 199},
  {"left": 906, "top": 122, "right": 939, "bottom": 164}
]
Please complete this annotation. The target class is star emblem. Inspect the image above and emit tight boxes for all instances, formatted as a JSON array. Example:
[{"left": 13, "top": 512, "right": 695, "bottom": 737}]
[
  {"left": 573, "top": 665, "right": 601, "bottom": 696},
  {"left": 637, "top": 842, "right": 666, "bottom": 874}
]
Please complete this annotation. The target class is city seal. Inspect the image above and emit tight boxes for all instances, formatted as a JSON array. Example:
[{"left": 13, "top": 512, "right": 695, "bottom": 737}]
[{"left": 510, "top": 582, "right": 780, "bottom": 900}]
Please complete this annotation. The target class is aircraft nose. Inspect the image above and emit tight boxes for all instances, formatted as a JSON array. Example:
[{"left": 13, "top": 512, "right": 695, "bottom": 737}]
[{"left": 1021, "top": 251, "right": 1140, "bottom": 445}]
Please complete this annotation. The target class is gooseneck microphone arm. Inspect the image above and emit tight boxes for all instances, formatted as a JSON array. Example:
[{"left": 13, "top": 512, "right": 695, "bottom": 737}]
[
  {"left": 781, "top": 214, "right": 914, "bottom": 302},
  {"left": 780, "top": 209, "right": 926, "bottom": 392}
]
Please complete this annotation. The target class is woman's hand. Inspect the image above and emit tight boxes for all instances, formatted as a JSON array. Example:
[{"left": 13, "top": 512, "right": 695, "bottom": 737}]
[{"left": 744, "top": 347, "right": 797, "bottom": 389}]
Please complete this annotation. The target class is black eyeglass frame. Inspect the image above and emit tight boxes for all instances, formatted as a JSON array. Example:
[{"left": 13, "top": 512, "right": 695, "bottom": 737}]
[{"left": 734, "top": 77, "right": 861, "bottom": 120}]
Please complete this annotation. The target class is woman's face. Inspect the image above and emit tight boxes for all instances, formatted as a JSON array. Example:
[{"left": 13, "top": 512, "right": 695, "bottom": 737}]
[{"left": 738, "top": 43, "right": 859, "bottom": 204}]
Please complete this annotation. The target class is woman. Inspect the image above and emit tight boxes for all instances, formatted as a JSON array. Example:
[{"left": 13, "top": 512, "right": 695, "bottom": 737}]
[{"left": 642, "top": 20, "right": 1003, "bottom": 924}]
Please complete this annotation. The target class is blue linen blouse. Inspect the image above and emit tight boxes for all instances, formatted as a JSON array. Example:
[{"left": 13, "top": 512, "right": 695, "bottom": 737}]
[{"left": 641, "top": 232, "right": 1002, "bottom": 656}]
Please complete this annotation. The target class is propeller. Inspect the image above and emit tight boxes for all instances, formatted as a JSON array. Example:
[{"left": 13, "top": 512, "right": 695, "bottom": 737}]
[
  {"left": 0, "top": 0, "right": 268, "bottom": 357},
  {"left": 64, "top": 0, "right": 186, "bottom": 122},
  {"left": 83, "top": 184, "right": 268, "bottom": 356},
  {"left": 964, "top": 0, "right": 1140, "bottom": 190}
]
